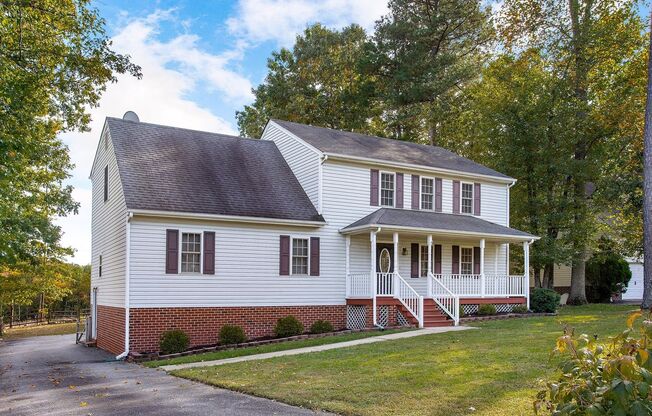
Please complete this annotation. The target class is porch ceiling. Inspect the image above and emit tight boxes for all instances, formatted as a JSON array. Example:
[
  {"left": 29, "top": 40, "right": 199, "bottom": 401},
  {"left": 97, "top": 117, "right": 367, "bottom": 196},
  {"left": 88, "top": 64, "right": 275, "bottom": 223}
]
[{"left": 339, "top": 208, "right": 537, "bottom": 243}]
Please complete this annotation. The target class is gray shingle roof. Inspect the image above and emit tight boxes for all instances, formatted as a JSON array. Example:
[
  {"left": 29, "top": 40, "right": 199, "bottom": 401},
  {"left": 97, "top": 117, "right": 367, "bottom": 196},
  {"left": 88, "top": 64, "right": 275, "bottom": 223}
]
[
  {"left": 341, "top": 208, "right": 535, "bottom": 239},
  {"left": 271, "top": 119, "right": 512, "bottom": 180},
  {"left": 106, "top": 118, "right": 324, "bottom": 222}
]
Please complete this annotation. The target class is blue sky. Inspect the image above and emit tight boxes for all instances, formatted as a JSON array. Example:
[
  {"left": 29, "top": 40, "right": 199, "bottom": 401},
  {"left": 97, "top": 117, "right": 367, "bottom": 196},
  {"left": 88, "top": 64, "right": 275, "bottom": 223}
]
[{"left": 57, "top": 0, "right": 388, "bottom": 264}]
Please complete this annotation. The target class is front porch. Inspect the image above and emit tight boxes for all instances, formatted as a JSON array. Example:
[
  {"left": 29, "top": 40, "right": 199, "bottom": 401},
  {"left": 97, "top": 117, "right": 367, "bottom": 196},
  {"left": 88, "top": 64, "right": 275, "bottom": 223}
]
[{"left": 342, "top": 228, "right": 533, "bottom": 328}]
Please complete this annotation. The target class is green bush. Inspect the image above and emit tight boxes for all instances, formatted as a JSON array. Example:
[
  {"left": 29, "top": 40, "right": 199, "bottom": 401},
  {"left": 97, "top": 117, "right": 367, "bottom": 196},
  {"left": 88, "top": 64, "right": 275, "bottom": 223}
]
[
  {"left": 159, "top": 329, "right": 189, "bottom": 354},
  {"left": 535, "top": 311, "right": 652, "bottom": 415},
  {"left": 310, "top": 320, "right": 334, "bottom": 334},
  {"left": 586, "top": 241, "right": 632, "bottom": 302},
  {"left": 512, "top": 305, "right": 528, "bottom": 314},
  {"left": 530, "top": 288, "right": 560, "bottom": 313},
  {"left": 477, "top": 304, "right": 496, "bottom": 316},
  {"left": 219, "top": 324, "right": 247, "bottom": 345},
  {"left": 274, "top": 315, "right": 304, "bottom": 338}
]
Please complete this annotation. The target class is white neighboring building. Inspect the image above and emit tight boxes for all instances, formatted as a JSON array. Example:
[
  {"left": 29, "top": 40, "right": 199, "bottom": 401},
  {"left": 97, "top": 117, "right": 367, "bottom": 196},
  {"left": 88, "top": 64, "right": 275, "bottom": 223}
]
[{"left": 90, "top": 114, "right": 537, "bottom": 356}]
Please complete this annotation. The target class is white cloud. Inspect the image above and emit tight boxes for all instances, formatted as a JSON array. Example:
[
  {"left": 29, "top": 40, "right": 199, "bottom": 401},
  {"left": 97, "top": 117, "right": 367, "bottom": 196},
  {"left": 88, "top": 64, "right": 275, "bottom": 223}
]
[
  {"left": 227, "top": 0, "right": 388, "bottom": 46},
  {"left": 56, "top": 10, "right": 253, "bottom": 264}
]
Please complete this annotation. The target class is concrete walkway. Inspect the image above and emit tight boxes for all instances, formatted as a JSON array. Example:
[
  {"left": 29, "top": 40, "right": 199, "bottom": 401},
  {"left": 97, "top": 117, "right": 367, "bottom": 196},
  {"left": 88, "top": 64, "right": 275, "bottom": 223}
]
[{"left": 162, "top": 326, "right": 474, "bottom": 372}]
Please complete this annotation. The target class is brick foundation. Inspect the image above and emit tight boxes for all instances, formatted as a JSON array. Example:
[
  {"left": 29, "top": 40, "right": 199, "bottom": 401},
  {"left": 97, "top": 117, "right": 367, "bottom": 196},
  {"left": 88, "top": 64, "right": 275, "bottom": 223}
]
[
  {"left": 96, "top": 305, "right": 125, "bottom": 355},
  {"left": 129, "top": 305, "right": 347, "bottom": 353}
]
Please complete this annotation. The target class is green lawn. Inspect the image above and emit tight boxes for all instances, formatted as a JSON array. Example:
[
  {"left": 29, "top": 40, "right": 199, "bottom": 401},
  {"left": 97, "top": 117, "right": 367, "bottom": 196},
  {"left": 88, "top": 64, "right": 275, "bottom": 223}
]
[
  {"left": 1, "top": 322, "right": 78, "bottom": 340},
  {"left": 146, "top": 328, "right": 411, "bottom": 368},
  {"left": 172, "top": 304, "right": 638, "bottom": 416}
]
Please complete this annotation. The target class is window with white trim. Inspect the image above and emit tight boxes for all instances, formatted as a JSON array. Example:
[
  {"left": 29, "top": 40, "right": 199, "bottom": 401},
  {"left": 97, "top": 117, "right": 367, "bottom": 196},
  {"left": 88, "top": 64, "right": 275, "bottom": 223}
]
[
  {"left": 421, "top": 177, "right": 434, "bottom": 210},
  {"left": 380, "top": 172, "right": 395, "bottom": 207},
  {"left": 420, "top": 245, "right": 431, "bottom": 277},
  {"left": 461, "top": 182, "right": 473, "bottom": 214},
  {"left": 292, "top": 238, "right": 309, "bottom": 275},
  {"left": 181, "top": 233, "right": 201, "bottom": 273},
  {"left": 460, "top": 247, "right": 473, "bottom": 275}
]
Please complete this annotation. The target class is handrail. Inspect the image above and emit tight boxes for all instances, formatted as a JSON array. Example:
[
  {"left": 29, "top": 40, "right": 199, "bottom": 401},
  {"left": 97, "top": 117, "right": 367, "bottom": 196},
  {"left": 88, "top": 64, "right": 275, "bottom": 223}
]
[
  {"left": 428, "top": 273, "right": 460, "bottom": 326},
  {"left": 394, "top": 273, "right": 423, "bottom": 327}
]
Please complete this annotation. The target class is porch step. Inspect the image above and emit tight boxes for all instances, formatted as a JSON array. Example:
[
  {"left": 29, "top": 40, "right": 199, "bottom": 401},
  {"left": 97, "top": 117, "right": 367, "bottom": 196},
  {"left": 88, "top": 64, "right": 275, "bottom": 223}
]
[{"left": 397, "top": 302, "right": 454, "bottom": 327}]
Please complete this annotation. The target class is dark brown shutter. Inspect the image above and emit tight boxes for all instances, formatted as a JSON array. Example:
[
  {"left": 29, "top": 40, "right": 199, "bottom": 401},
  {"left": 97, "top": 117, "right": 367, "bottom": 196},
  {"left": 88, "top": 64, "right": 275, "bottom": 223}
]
[
  {"left": 474, "top": 183, "right": 481, "bottom": 216},
  {"left": 435, "top": 178, "right": 443, "bottom": 212},
  {"left": 396, "top": 173, "right": 404, "bottom": 208},
  {"left": 310, "top": 237, "right": 320, "bottom": 276},
  {"left": 370, "top": 170, "right": 379, "bottom": 206},
  {"left": 453, "top": 181, "right": 460, "bottom": 214},
  {"left": 452, "top": 245, "right": 460, "bottom": 274},
  {"left": 103, "top": 165, "right": 108, "bottom": 202},
  {"left": 434, "top": 244, "right": 442, "bottom": 274},
  {"left": 279, "top": 235, "right": 290, "bottom": 275},
  {"left": 410, "top": 243, "right": 419, "bottom": 278},
  {"left": 411, "top": 175, "right": 420, "bottom": 209},
  {"left": 203, "top": 232, "right": 215, "bottom": 275},
  {"left": 474, "top": 247, "right": 481, "bottom": 274},
  {"left": 165, "top": 229, "right": 179, "bottom": 274}
]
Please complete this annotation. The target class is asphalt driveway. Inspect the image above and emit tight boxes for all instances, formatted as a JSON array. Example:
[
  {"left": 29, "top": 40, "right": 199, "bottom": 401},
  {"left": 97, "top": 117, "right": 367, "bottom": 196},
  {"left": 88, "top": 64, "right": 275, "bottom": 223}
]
[{"left": 0, "top": 334, "right": 329, "bottom": 416}]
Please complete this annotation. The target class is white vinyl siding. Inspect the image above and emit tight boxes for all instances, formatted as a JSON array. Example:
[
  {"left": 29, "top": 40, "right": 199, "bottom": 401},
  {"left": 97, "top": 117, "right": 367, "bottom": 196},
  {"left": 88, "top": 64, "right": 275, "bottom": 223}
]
[
  {"left": 90, "top": 127, "right": 127, "bottom": 307},
  {"left": 261, "top": 123, "right": 320, "bottom": 211}
]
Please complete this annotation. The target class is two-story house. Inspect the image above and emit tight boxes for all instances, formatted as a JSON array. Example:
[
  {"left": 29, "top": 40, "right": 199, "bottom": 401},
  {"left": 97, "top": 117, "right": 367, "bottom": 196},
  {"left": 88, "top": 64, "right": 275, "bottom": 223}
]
[{"left": 89, "top": 113, "right": 537, "bottom": 356}]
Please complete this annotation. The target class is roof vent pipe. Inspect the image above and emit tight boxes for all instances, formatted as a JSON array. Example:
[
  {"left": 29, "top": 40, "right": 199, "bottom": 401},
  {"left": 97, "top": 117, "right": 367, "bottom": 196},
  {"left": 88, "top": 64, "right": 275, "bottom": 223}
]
[{"left": 122, "top": 111, "right": 139, "bottom": 122}]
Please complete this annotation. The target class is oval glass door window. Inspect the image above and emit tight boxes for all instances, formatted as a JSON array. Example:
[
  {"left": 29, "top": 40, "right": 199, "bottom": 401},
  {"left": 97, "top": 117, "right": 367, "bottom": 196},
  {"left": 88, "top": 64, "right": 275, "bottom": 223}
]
[{"left": 379, "top": 248, "right": 391, "bottom": 273}]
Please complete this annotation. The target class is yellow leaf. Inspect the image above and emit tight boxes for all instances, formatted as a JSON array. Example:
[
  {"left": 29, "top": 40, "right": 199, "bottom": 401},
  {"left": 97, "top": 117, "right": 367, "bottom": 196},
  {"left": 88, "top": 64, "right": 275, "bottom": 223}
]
[
  {"left": 639, "top": 348, "right": 649, "bottom": 364},
  {"left": 627, "top": 311, "right": 642, "bottom": 329},
  {"left": 80, "top": 402, "right": 88, "bottom": 407}
]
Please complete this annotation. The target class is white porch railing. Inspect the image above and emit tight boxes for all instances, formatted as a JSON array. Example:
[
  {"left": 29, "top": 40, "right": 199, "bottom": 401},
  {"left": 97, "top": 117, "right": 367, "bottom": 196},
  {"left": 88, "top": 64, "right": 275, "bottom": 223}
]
[
  {"left": 427, "top": 273, "right": 459, "bottom": 326},
  {"left": 346, "top": 273, "right": 372, "bottom": 298},
  {"left": 394, "top": 273, "right": 423, "bottom": 327},
  {"left": 376, "top": 272, "right": 394, "bottom": 296},
  {"left": 432, "top": 274, "right": 527, "bottom": 298}
]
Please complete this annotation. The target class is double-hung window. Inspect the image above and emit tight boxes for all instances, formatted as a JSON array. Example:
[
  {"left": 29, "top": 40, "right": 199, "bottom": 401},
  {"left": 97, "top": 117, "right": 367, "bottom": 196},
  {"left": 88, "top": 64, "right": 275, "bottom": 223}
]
[
  {"left": 291, "top": 238, "right": 309, "bottom": 275},
  {"left": 421, "top": 177, "right": 434, "bottom": 210},
  {"left": 380, "top": 172, "right": 395, "bottom": 207},
  {"left": 460, "top": 247, "right": 473, "bottom": 275},
  {"left": 181, "top": 232, "right": 201, "bottom": 273},
  {"left": 461, "top": 182, "right": 473, "bottom": 214}
]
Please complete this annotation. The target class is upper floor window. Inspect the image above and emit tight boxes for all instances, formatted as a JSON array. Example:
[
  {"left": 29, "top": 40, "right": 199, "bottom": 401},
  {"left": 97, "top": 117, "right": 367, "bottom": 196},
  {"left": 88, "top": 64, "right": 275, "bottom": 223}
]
[
  {"left": 181, "top": 232, "right": 201, "bottom": 273},
  {"left": 461, "top": 182, "right": 473, "bottom": 214},
  {"left": 380, "top": 172, "right": 395, "bottom": 207},
  {"left": 103, "top": 165, "right": 109, "bottom": 202},
  {"left": 421, "top": 177, "right": 434, "bottom": 210},
  {"left": 460, "top": 247, "right": 473, "bottom": 275},
  {"left": 292, "top": 238, "right": 309, "bottom": 275}
]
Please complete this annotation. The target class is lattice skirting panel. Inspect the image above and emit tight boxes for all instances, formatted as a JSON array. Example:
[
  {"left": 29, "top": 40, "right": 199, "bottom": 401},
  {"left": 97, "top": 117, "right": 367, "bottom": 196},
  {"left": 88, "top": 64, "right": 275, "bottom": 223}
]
[
  {"left": 462, "top": 303, "right": 522, "bottom": 315},
  {"left": 346, "top": 305, "right": 367, "bottom": 329},
  {"left": 396, "top": 309, "right": 410, "bottom": 327},
  {"left": 377, "top": 305, "right": 389, "bottom": 327}
]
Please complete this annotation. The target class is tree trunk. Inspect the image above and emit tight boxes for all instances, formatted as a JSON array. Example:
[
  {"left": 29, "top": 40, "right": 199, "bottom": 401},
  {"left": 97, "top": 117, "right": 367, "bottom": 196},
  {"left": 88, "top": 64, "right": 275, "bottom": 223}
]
[
  {"left": 568, "top": 251, "right": 588, "bottom": 305},
  {"left": 641, "top": 11, "right": 652, "bottom": 309},
  {"left": 543, "top": 263, "right": 555, "bottom": 289},
  {"left": 533, "top": 268, "right": 542, "bottom": 288}
]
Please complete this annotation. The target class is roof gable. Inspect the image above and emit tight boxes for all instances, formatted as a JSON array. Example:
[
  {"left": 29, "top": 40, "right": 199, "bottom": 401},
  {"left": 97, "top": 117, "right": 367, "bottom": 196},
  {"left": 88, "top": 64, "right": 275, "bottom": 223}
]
[
  {"left": 271, "top": 119, "right": 512, "bottom": 181},
  {"left": 106, "top": 117, "right": 323, "bottom": 222}
]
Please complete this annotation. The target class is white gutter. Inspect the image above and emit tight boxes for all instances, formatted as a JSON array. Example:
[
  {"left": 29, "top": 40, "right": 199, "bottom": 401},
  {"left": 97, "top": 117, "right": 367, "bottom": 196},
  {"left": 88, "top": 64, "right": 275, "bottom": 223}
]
[
  {"left": 339, "top": 223, "right": 539, "bottom": 242},
  {"left": 129, "top": 209, "right": 326, "bottom": 227},
  {"left": 116, "top": 211, "right": 133, "bottom": 360},
  {"left": 324, "top": 153, "right": 515, "bottom": 185}
]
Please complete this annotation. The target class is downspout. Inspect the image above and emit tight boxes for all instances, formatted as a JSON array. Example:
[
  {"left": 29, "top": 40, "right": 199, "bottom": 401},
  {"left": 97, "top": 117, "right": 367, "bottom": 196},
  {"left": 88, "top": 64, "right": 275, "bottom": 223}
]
[
  {"left": 371, "top": 227, "right": 382, "bottom": 329},
  {"left": 116, "top": 211, "right": 133, "bottom": 360},
  {"left": 318, "top": 155, "right": 328, "bottom": 215}
]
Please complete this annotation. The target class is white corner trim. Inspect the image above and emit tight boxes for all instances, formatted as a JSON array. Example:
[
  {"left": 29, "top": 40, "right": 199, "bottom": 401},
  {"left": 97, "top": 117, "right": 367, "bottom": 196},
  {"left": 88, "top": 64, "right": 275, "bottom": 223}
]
[{"left": 129, "top": 209, "right": 326, "bottom": 227}]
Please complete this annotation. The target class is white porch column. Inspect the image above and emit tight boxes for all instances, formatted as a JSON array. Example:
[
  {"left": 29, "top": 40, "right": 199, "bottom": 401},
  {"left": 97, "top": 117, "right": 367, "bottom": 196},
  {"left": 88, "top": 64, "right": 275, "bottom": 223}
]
[
  {"left": 494, "top": 244, "right": 499, "bottom": 274},
  {"left": 345, "top": 236, "right": 351, "bottom": 297},
  {"left": 393, "top": 232, "right": 399, "bottom": 298},
  {"left": 523, "top": 240, "right": 530, "bottom": 310},
  {"left": 371, "top": 231, "right": 377, "bottom": 325},
  {"left": 427, "top": 235, "right": 433, "bottom": 297},
  {"left": 480, "top": 239, "right": 485, "bottom": 298}
]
